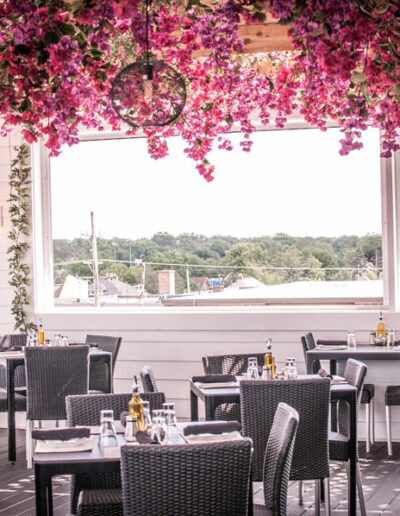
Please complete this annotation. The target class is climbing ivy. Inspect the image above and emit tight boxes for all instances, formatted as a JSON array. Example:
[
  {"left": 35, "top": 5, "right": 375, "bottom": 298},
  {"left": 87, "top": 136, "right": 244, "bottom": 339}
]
[{"left": 7, "top": 143, "right": 36, "bottom": 333}]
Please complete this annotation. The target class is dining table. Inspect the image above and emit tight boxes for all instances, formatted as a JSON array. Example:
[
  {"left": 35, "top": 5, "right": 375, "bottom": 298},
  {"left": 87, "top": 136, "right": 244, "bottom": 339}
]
[
  {"left": 0, "top": 347, "right": 112, "bottom": 462},
  {"left": 306, "top": 344, "right": 400, "bottom": 375},
  {"left": 190, "top": 376, "right": 358, "bottom": 516},
  {"left": 34, "top": 421, "right": 251, "bottom": 516}
]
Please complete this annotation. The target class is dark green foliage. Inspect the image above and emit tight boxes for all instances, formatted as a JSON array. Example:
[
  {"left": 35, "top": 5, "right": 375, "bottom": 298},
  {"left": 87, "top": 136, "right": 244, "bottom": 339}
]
[{"left": 8, "top": 144, "right": 36, "bottom": 333}]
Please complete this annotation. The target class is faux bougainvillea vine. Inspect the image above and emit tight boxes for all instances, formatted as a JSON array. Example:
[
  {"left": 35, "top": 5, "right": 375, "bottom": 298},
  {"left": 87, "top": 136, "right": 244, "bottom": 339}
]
[{"left": 0, "top": 0, "right": 400, "bottom": 181}]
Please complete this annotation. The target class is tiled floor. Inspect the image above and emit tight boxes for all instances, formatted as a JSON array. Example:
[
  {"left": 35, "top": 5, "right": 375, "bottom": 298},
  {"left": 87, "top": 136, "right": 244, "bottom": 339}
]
[{"left": 0, "top": 429, "right": 399, "bottom": 515}]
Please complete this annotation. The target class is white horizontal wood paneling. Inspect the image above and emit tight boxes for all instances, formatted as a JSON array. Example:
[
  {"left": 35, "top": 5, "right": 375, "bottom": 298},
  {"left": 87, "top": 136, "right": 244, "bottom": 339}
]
[{"left": 36, "top": 310, "right": 400, "bottom": 435}]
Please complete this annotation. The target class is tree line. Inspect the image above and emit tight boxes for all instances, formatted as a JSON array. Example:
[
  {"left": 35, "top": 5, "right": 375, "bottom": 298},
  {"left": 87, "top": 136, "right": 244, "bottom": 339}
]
[{"left": 53, "top": 232, "right": 382, "bottom": 295}]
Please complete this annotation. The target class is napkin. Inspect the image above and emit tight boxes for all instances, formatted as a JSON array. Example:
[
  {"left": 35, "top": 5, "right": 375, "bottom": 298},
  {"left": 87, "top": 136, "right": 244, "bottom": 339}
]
[
  {"left": 317, "top": 340, "right": 347, "bottom": 346},
  {"left": 192, "top": 374, "right": 236, "bottom": 384},
  {"left": 32, "top": 427, "right": 91, "bottom": 441},
  {"left": 183, "top": 421, "right": 242, "bottom": 436},
  {"left": 318, "top": 369, "right": 333, "bottom": 380},
  {"left": 135, "top": 431, "right": 160, "bottom": 445}
]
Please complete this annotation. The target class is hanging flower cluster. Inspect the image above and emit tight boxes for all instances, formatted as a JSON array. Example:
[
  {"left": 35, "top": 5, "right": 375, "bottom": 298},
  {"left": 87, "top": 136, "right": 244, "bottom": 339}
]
[{"left": 0, "top": 0, "right": 399, "bottom": 181}]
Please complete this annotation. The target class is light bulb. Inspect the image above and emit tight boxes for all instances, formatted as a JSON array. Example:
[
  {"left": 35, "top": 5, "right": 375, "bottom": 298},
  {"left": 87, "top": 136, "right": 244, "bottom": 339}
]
[{"left": 143, "top": 78, "right": 153, "bottom": 102}]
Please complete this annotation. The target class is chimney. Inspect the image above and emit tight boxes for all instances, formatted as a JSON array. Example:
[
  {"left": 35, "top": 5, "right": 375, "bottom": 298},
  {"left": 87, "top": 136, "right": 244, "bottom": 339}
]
[{"left": 158, "top": 270, "right": 175, "bottom": 295}]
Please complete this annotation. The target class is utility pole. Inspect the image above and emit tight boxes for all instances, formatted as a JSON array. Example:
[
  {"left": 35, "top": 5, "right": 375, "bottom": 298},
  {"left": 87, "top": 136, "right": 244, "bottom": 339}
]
[
  {"left": 186, "top": 267, "right": 190, "bottom": 293},
  {"left": 91, "top": 211, "right": 100, "bottom": 307}
]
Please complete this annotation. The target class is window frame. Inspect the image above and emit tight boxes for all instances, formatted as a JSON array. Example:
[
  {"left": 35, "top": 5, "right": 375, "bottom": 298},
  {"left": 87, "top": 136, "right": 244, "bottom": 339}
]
[{"left": 31, "top": 123, "right": 399, "bottom": 313}]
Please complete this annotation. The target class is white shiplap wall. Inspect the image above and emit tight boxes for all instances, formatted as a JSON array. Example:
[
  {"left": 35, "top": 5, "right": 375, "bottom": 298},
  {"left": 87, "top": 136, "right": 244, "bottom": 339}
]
[{"left": 1, "top": 132, "right": 400, "bottom": 440}]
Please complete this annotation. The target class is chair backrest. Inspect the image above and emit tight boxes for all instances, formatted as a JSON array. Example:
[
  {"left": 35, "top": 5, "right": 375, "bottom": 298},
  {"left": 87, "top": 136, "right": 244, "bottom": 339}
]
[
  {"left": 0, "top": 334, "right": 28, "bottom": 388},
  {"left": 85, "top": 335, "right": 122, "bottom": 372},
  {"left": 264, "top": 402, "right": 299, "bottom": 516},
  {"left": 121, "top": 439, "right": 253, "bottom": 516},
  {"left": 0, "top": 334, "right": 28, "bottom": 349},
  {"left": 240, "top": 378, "right": 330, "bottom": 482},
  {"left": 202, "top": 353, "right": 265, "bottom": 375},
  {"left": 302, "top": 333, "right": 321, "bottom": 373},
  {"left": 66, "top": 392, "right": 166, "bottom": 426},
  {"left": 338, "top": 358, "right": 368, "bottom": 436},
  {"left": 140, "top": 365, "right": 158, "bottom": 392},
  {"left": 304, "top": 332, "right": 316, "bottom": 350},
  {"left": 25, "top": 346, "right": 89, "bottom": 420}
]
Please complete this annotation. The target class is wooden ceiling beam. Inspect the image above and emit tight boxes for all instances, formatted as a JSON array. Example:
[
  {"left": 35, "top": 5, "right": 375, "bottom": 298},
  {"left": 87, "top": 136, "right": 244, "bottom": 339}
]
[{"left": 237, "top": 22, "right": 293, "bottom": 53}]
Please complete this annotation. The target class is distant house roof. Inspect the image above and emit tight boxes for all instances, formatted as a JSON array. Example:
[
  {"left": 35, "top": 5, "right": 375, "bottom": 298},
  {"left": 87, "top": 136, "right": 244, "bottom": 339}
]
[
  {"left": 89, "top": 276, "right": 141, "bottom": 297},
  {"left": 191, "top": 277, "right": 210, "bottom": 290},
  {"left": 226, "top": 276, "right": 266, "bottom": 290}
]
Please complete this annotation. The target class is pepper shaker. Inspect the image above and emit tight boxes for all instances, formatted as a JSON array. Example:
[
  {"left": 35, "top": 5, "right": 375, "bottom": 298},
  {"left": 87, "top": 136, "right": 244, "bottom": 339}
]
[{"left": 125, "top": 415, "right": 139, "bottom": 442}]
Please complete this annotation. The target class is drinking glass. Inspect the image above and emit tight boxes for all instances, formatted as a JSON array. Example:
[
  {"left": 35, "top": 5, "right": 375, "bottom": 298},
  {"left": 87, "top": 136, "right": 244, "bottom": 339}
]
[
  {"left": 142, "top": 400, "right": 152, "bottom": 435},
  {"left": 162, "top": 402, "right": 179, "bottom": 443},
  {"left": 53, "top": 333, "right": 62, "bottom": 346},
  {"left": 347, "top": 331, "right": 357, "bottom": 349},
  {"left": 247, "top": 357, "right": 259, "bottom": 380},
  {"left": 151, "top": 410, "right": 167, "bottom": 443},
  {"left": 387, "top": 330, "right": 395, "bottom": 347},
  {"left": 99, "top": 409, "right": 118, "bottom": 447}
]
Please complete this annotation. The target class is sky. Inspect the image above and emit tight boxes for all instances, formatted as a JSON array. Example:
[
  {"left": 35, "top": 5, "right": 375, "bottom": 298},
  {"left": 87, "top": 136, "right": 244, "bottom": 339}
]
[{"left": 50, "top": 127, "right": 382, "bottom": 240}]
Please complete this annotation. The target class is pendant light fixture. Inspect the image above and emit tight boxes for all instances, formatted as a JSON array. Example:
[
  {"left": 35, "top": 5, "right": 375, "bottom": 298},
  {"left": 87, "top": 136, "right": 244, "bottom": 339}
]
[{"left": 111, "top": 0, "right": 186, "bottom": 127}]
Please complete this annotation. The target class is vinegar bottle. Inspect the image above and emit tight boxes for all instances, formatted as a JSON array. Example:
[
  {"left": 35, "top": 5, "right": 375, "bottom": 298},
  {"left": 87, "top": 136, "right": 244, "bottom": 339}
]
[
  {"left": 377, "top": 311, "right": 386, "bottom": 339},
  {"left": 264, "top": 338, "right": 276, "bottom": 379},
  {"left": 37, "top": 319, "right": 45, "bottom": 346},
  {"left": 128, "top": 376, "right": 145, "bottom": 431}
]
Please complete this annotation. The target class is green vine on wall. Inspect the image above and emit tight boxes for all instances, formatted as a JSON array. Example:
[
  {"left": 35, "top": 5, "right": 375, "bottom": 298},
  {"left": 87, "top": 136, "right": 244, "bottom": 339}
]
[{"left": 7, "top": 144, "right": 36, "bottom": 333}]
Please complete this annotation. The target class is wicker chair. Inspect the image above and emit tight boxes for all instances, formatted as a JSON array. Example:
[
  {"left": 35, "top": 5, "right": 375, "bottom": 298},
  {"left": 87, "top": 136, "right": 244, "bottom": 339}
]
[
  {"left": 119, "top": 439, "right": 253, "bottom": 516},
  {"left": 67, "top": 391, "right": 166, "bottom": 515},
  {"left": 254, "top": 402, "right": 299, "bottom": 516},
  {"left": 24, "top": 345, "right": 89, "bottom": 469},
  {"left": 329, "top": 358, "right": 368, "bottom": 515},
  {"left": 202, "top": 352, "right": 265, "bottom": 422},
  {"left": 0, "top": 334, "right": 28, "bottom": 391},
  {"left": 240, "top": 377, "right": 331, "bottom": 515},
  {"left": 140, "top": 364, "right": 158, "bottom": 392},
  {"left": 303, "top": 332, "right": 375, "bottom": 452},
  {"left": 85, "top": 335, "right": 122, "bottom": 394}
]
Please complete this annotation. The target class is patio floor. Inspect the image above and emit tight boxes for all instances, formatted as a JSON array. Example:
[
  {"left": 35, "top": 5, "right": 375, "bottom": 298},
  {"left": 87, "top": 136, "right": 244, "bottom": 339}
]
[{"left": 0, "top": 429, "right": 399, "bottom": 515}]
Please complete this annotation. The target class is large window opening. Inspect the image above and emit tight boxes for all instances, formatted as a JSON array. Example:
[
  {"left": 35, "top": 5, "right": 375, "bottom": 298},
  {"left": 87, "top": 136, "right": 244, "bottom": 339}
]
[{"left": 49, "top": 127, "right": 383, "bottom": 307}]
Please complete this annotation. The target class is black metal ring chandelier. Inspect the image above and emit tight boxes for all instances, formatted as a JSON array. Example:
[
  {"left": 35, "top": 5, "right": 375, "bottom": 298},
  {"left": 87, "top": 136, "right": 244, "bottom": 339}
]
[{"left": 111, "top": 0, "right": 186, "bottom": 128}]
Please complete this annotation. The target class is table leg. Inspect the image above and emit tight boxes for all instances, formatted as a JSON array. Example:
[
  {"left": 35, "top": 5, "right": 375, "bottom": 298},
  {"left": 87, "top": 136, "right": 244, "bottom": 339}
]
[
  {"left": 35, "top": 463, "right": 52, "bottom": 516},
  {"left": 205, "top": 397, "right": 216, "bottom": 421},
  {"left": 348, "top": 390, "right": 357, "bottom": 516},
  {"left": 190, "top": 389, "right": 199, "bottom": 421},
  {"left": 7, "top": 360, "right": 16, "bottom": 462},
  {"left": 329, "top": 359, "right": 337, "bottom": 376},
  {"left": 329, "top": 359, "right": 338, "bottom": 432}
]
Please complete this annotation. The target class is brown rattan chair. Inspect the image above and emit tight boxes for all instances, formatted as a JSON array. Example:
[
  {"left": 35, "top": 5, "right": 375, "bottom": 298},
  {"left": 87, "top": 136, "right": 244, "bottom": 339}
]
[
  {"left": 120, "top": 439, "right": 253, "bottom": 516},
  {"left": 240, "top": 377, "right": 331, "bottom": 515},
  {"left": 303, "top": 332, "right": 375, "bottom": 452},
  {"left": 24, "top": 345, "right": 89, "bottom": 469},
  {"left": 202, "top": 352, "right": 265, "bottom": 421},
  {"left": 329, "top": 358, "right": 368, "bottom": 515},
  {"left": 254, "top": 402, "right": 299, "bottom": 516},
  {"left": 85, "top": 335, "right": 122, "bottom": 393},
  {"left": 67, "top": 391, "right": 165, "bottom": 515},
  {"left": 140, "top": 364, "right": 158, "bottom": 392}
]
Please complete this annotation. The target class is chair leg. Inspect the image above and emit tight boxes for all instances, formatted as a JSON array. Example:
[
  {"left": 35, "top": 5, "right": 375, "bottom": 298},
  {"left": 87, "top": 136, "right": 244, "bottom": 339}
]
[
  {"left": 370, "top": 398, "right": 375, "bottom": 445},
  {"left": 323, "top": 477, "right": 331, "bottom": 516},
  {"left": 365, "top": 402, "right": 371, "bottom": 453},
  {"left": 386, "top": 405, "right": 393, "bottom": 456},
  {"left": 298, "top": 480, "right": 303, "bottom": 505},
  {"left": 25, "top": 419, "right": 33, "bottom": 469},
  {"left": 315, "top": 480, "right": 321, "bottom": 516},
  {"left": 357, "top": 463, "right": 367, "bottom": 516}
]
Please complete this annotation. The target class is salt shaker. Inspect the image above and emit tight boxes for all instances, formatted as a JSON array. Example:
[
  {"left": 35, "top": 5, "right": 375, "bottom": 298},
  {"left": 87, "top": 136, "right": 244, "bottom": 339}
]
[
  {"left": 125, "top": 415, "right": 139, "bottom": 442},
  {"left": 261, "top": 366, "right": 272, "bottom": 380}
]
